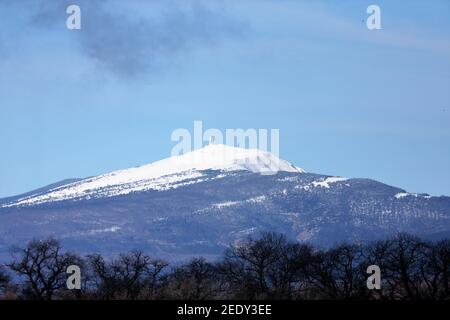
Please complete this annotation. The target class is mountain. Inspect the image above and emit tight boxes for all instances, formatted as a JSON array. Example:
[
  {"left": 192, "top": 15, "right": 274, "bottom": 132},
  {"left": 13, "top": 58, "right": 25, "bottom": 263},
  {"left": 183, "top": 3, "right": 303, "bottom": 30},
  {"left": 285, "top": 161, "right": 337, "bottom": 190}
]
[
  {"left": 0, "top": 144, "right": 449, "bottom": 261},
  {"left": 0, "top": 144, "right": 301, "bottom": 208}
]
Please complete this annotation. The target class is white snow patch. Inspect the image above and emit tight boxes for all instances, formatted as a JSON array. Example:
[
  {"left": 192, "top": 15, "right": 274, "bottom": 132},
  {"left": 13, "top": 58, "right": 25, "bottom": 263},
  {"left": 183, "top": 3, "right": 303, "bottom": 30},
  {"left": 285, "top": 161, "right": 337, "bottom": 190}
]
[
  {"left": 88, "top": 226, "right": 121, "bottom": 235},
  {"left": 246, "top": 195, "right": 267, "bottom": 203},
  {"left": 294, "top": 166, "right": 306, "bottom": 173},
  {"left": 213, "top": 201, "right": 241, "bottom": 209},
  {"left": 395, "top": 192, "right": 431, "bottom": 199},
  {"left": 233, "top": 227, "right": 257, "bottom": 235},
  {"left": 211, "top": 195, "right": 268, "bottom": 210},
  {"left": 312, "top": 177, "right": 348, "bottom": 189},
  {"left": 395, "top": 192, "right": 410, "bottom": 199},
  {"left": 277, "top": 176, "right": 299, "bottom": 182}
]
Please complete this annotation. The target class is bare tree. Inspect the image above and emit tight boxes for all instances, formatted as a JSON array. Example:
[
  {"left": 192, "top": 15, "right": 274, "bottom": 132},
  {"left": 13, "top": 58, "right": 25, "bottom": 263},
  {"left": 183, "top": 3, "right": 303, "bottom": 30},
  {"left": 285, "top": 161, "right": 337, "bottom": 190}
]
[
  {"left": 220, "top": 232, "right": 295, "bottom": 299},
  {"left": 144, "top": 258, "right": 168, "bottom": 299},
  {"left": 88, "top": 250, "right": 167, "bottom": 300},
  {"left": 0, "top": 264, "right": 11, "bottom": 298},
  {"left": 87, "top": 253, "right": 119, "bottom": 299},
  {"left": 114, "top": 251, "right": 152, "bottom": 299},
  {"left": 421, "top": 239, "right": 450, "bottom": 299},
  {"left": 382, "top": 233, "right": 429, "bottom": 299},
  {"left": 163, "top": 258, "right": 218, "bottom": 299},
  {"left": 266, "top": 243, "right": 315, "bottom": 299},
  {"left": 7, "top": 238, "right": 80, "bottom": 300},
  {"left": 307, "top": 244, "right": 365, "bottom": 299},
  {"left": 2, "top": 232, "right": 449, "bottom": 300}
]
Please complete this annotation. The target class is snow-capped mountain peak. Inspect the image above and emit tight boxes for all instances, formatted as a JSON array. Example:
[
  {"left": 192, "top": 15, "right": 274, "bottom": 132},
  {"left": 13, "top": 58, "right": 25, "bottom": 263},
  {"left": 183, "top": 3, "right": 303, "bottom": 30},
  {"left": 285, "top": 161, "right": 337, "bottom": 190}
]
[
  {"left": 166, "top": 143, "right": 303, "bottom": 174},
  {"left": 2, "top": 144, "right": 303, "bottom": 208}
]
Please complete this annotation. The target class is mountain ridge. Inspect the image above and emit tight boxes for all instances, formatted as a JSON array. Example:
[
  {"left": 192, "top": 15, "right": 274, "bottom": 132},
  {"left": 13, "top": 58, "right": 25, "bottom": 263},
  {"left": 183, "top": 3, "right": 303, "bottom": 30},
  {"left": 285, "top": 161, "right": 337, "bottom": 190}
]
[{"left": 0, "top": 145, "right": 449, "bottom": 262}]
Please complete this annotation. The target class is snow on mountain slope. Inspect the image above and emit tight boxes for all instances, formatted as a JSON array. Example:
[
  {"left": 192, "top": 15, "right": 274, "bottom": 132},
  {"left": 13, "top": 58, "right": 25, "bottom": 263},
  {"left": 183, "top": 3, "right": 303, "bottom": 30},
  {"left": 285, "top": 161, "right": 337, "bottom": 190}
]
[
  {"left": 2, "top": 144, "right": 303, "bottom": 208},
  {"left": 312, "top": 177, "right": 348, "bottom": 188}
]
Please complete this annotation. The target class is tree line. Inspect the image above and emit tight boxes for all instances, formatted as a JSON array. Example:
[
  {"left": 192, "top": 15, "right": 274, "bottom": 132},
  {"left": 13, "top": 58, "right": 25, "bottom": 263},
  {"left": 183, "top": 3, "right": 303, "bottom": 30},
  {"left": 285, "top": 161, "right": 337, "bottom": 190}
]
[{"left": 0, "top": 232, "right": 449, "bottom": 300}]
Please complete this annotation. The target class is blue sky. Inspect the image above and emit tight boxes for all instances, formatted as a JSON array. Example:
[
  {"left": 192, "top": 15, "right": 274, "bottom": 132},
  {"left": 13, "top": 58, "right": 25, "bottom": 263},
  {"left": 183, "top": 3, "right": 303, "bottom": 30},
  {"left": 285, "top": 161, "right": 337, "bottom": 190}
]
[{"left": 0, "top": 0, "right": 449, "bottom": 198}]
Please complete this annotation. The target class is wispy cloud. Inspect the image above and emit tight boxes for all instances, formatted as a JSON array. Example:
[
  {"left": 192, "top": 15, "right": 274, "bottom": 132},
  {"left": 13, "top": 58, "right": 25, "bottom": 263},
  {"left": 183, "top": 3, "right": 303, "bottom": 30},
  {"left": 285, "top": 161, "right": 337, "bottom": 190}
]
[{"left": 1, "top": 0, "right": 247, "bottom": 78}]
